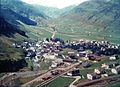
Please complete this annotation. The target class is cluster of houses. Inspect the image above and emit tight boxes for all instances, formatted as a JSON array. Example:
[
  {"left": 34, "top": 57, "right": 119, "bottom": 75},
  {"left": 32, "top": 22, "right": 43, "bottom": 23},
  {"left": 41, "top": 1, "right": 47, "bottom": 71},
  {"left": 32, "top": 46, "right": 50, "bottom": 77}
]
[
  {"left": 12, "top": 38, "right": 120, "bottom": 77},
  {"left": 12, "top": 38, "right": 65, "bottom": 70},
  {"left": 87, "top": 61, "right": 120, "bottom": 80},
  {"left": 63, "top": 40, "right": 120, "bottom": 56}
]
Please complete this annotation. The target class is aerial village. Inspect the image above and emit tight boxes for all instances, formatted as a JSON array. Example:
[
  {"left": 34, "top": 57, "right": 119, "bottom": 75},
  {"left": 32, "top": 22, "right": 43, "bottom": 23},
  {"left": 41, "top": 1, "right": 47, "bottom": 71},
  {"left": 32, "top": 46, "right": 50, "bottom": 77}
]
[{"left": 2, "top": 38, "right": 120, "bottom": 86}]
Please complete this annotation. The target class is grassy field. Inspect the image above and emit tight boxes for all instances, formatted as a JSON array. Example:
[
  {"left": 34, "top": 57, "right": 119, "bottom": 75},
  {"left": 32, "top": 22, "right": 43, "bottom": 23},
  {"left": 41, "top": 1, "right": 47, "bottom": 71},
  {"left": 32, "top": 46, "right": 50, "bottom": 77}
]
[
  {"left": 21, "top": 21, "right": 120, "bottom": 44},
  {"left": 40, "top": 60, "right": 52, "bottom": 70},
  {"left": 80, "top": 68, "right": 94, "bottom": 79},
  {"left": 19, "top": 76, "right": 36, "bottom": 85},
  {"left": 49, "top": 19, "right": 120, "bottom": 44},
  {"left": 26, "top": 59, "right": 52, "bottom": 71},
  {"left": 0, "top": 36, "right": 25, "bottom": 60},
  {"left": 106, "top": 81, "right": 120, "bottom": 87},
  {"left": 26, "top": 59, "right": 34, "bottom": 70},
  {"left": 43, "top": 77, "right": 75, "bottom": 87},
  {"left": 23, "top": 25, "right": 52, "bottom": 40}
]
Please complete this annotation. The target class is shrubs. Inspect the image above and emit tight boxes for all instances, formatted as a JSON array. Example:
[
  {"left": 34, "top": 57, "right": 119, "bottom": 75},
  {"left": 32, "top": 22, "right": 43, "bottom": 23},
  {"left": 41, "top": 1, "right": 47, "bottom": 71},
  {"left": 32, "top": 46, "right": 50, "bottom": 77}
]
[{"left": 0, "top": 59, "right": 27, "bottom": 73}]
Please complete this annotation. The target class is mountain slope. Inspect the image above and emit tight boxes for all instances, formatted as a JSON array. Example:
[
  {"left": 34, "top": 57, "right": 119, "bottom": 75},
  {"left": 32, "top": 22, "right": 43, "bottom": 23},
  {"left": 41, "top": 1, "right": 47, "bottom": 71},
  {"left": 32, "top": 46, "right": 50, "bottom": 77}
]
[
  {"left": 33, "top": 5, "right": 76, "bottom": 18},
  {"left": 1, "top": 7, "right": 37, "bottom": 26},
  {"left": 0, "top": 16, "right": 27, "bottom": 37},
  {"left": 1, "top": 0, "right": 50, "bottom": 26},
  {"left": 1, "top": 0, "right": 48, "bottom": 19},
  {"left": 51, "top": 0, "right": 120, "bottom": 43},
  {"left": 68, "top": 0, "right": 120, "bottom": 29},
  {"left": 0, "top": 0, "right": 50, "bottom": 60}
]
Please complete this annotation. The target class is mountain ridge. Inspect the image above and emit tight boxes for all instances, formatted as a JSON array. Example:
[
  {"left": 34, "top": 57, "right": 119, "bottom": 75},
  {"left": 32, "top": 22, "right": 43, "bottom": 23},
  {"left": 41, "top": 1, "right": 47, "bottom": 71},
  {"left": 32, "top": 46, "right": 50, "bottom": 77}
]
[{"left": 33, "top": 5, "right": 76, "bottom": 18}]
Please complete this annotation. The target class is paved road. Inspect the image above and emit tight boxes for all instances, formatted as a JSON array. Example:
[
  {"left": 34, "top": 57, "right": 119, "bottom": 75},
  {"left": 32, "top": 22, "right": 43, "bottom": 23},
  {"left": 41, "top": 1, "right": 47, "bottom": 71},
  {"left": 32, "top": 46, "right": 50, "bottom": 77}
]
[
  {"left": 69, "top": 76, "right": 81, "bottom": 87},
  {"left": 22, "top": 63, "right": 80, "bottom": 87},
  {"left": 37, "top": 63, "right": 80, "bottom": 87}
]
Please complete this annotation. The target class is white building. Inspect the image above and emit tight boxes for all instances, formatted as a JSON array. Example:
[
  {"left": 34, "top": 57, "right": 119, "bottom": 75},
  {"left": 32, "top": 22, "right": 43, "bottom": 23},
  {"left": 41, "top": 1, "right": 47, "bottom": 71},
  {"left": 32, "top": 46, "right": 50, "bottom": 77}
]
[
  {"left": 109, "top": 56, "right": 117, "bottom": 60},
  {"left": 101, "top": 74, "right": 108, "bottom": 78},
  {"left": 43, "top": 54, "right": 56, "bottom": 60},
  {"left": 94, "top": 68, "right": 106, "bottom": 74},
  {"left": 51, "top": 63, "right": 57, "bottom": 68},
  {"left": 111, "top": 66, "right": 120, "bottom": 74}
]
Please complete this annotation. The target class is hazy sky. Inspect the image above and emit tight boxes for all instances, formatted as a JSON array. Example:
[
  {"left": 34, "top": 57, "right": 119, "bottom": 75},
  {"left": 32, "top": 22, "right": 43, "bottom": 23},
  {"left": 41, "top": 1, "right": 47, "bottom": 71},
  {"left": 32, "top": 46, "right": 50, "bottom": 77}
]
[{"left": 22, "top": 0, "right": 88, "bottom": 9}]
